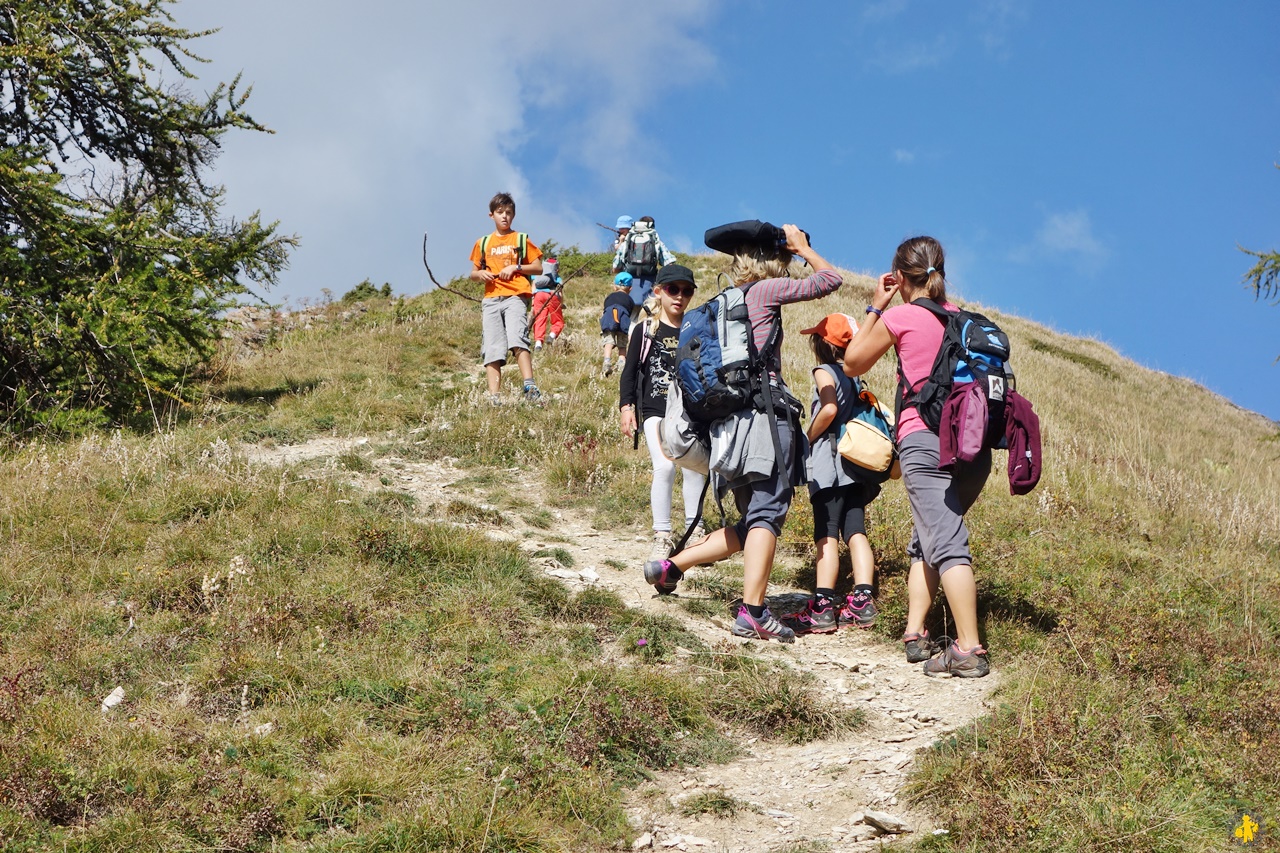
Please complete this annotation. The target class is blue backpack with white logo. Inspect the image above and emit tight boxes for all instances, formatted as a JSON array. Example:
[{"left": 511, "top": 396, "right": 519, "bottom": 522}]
[
  {"left": 899, "top": 298, "right": 1013, "bottom": 449},
  {"left": 675, "top": 282, "right": 778, "bottom": 424}
]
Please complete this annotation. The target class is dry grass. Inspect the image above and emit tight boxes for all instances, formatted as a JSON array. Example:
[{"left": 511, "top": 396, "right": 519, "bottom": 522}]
[{"left": 1, "top": 257, "right": 1276, "bottom": 850}]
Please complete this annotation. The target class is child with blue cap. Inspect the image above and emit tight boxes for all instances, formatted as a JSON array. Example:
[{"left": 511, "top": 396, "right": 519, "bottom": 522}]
[{"left": 600, "top": 271, "right": 634, "bottom": 377}]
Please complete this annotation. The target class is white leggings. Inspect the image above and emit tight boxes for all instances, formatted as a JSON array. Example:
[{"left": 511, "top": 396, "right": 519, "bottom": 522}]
[{"left": 643, "top": 416, "right": 707, "bottom": 533}]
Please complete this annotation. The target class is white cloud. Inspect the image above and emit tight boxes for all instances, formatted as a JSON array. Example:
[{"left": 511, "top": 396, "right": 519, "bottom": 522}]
[
  {"left": 174, "top": 0, "right": 718, "bottom": 301},
  {"left": 1010, "top": 208, "right": 1109, "bottom": 272},
  {"left": 865, "top": 35, "right": 953, "bottom": 74},
  {"left": 972, "top": 0, "right": 1030, "bottom": 58},
  {"left": 1036, "top": 210, "right": 1106, "bottom": 256},
  {"left": 893, "top": 149, "right": 916, "bottom": 164},
  {"left": 862, "top": 0, "right": 910, "bottom": 23}
]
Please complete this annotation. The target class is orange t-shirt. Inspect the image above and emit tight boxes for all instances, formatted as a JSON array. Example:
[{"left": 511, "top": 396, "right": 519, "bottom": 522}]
[{"left": 469, "top": 231, "right": 543, "bottom": 298}]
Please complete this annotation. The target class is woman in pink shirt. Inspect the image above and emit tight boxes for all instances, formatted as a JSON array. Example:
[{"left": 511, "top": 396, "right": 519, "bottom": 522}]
[{"left": 842, "top": 236, "right": 992, "bottom": 678}]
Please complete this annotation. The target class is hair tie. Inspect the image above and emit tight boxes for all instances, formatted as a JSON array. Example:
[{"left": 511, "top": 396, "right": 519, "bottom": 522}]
[{"left": 926, "top": 266, "right": 936, "bottom": 275}]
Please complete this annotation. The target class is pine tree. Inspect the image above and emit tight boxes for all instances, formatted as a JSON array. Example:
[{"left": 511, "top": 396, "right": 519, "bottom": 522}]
[
  {"left": 1241, "top": 247, "right": 1279, "bottom": 305},
  {"left": 1240, "top": 163, "right": 1279, "bottom": 305},
  {"left": 0, "top": 0, "right": 295, "bottom": 433}
]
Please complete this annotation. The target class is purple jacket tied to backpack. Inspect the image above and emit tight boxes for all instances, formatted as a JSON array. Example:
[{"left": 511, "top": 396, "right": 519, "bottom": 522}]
[
  {"left": 938, "top": 381, "right": 1040, "bottom": 494},
  {"left": 938, "top": 381, "right": 989, "bottom": 472},
  {"left": 1003, "top": 390, "right": 1041, "bottom": 495}
]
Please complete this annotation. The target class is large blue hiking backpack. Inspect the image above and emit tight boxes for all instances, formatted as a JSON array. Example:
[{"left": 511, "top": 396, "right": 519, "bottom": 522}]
[
  {"left": 898, "top": 298, "right": 1013, "bottom": 449},
  {"left": 674, "top": 281, "right": 779, "bottom": 424}
]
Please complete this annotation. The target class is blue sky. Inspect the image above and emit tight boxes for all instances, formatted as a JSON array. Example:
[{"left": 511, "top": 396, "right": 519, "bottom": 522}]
[{"left": 177, "top": 1, "right": 1280, "bottom": 421}]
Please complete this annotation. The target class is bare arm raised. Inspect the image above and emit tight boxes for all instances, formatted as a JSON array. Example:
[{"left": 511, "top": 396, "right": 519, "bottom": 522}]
[{"left": 843, "top": 271, "right": 899, "bottom": 377}]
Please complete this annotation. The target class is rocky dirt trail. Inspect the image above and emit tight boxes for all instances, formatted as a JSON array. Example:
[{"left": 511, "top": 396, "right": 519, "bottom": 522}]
[{"left": 245, "top": 436, "right": 998, "bottom": 852}]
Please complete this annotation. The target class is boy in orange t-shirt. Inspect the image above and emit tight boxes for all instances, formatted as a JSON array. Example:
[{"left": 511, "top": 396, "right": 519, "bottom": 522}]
[{"left": 468, "top": 192, "right": 544, "bottom": 402}]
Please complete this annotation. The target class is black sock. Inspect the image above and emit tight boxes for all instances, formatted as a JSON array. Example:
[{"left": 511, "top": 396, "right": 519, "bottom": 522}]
[
  {"left": 854, "top": 584, "right": 874, "bottom": 598},
  {"left": 745, "top": 603, "right": 765, "bottom": 619},
  {"left": 815, "top": 588, "right": 837, "bottom": 605}
]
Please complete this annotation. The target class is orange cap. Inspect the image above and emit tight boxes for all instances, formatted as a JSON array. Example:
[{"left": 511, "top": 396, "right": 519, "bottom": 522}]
[{"left": 799, "top": 313, "right": 858, "bottom": 348}]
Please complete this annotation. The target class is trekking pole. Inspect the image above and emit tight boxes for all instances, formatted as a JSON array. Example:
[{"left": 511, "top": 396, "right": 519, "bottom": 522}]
[
  {"left": 422, "top": 232, "right": 481, "bottom": 303},
  {"left": 595, "top": 222, "right": 622, "bottom": 236}
]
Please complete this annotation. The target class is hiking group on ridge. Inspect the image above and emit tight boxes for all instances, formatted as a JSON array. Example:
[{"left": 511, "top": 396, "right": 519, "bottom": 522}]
[{"left": 467, "top": 194, "right": 1041, "bottom": 679}]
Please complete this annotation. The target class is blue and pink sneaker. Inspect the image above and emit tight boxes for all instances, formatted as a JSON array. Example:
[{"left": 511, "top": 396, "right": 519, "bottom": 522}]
[
  {"left": 731, "top": 605, "right": 796, "bottom": 643},
  {"left": 643, "top": 558, "right": 683, "bottom": 595}
]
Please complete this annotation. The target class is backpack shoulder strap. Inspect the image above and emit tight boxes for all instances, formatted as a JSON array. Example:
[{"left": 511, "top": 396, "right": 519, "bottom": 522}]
[
  {"left": 895, "top": 298, "right": 950, "bottom": 416},
  {"left": 479, "top": 233, "right": 526, "bottom": 269},
  {"left": 910, "top": 296, "right": 952, "bottom": 325},
  {"left": 734, "top": 279, "right": 789, "bottom": 473},
  {"left": 638, "top": 321, "right": 654, "bottom": 364},
  {"left": 737, "top": 280, "right": 782, "bottom": 362}
]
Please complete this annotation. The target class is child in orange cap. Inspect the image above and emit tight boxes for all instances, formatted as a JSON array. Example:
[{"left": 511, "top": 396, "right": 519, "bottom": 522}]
[{"left": 786, "top": 312, "right": 883, "bottom": 634}]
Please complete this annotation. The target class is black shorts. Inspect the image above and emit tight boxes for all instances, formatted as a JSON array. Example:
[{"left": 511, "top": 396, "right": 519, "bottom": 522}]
[{"left": 811, "top": 482, "right": 881, "bottom": 542}]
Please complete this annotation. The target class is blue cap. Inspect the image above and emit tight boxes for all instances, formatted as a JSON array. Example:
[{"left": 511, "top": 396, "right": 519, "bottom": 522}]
[
  {"left": 616, "top": 215, "right": 634, "bottom": 230},
  {"left": 614, "top": 271, "right": 634, "bottom": 287}
]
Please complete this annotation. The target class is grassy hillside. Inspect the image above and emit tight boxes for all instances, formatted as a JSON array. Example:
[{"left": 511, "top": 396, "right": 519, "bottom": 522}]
[{"left": 1, "top": 252, "right": 1277, "bottom": 851}]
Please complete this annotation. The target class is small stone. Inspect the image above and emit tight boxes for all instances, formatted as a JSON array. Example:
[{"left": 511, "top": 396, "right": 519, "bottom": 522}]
[
  {"left": 101, "top": 686, "right": 125, "bottom": 712},
  {"left": 883, "top": 733, "right": 913, "bottom": 743},
  {"left": 545, "top": 568, "right": 579, "bottom": 580},
  {"left": 765, "top": 809, "right": 795, "bottom": 819},
  {"left": 632, "top": 832, "right": 653, "bottom": 849},
  {"left": 863, "top": 810, "right": 912, "bottom": 834}
]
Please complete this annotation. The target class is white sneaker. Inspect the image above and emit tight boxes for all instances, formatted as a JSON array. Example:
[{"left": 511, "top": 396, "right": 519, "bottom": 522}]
[
  {"left": 648, "top": 533, "right": 674, "bottom": 563},
  {"left": 534, "top": 341, "right": 543, "bottom": 351},
  {"left": 547, "top": 334, "right": 556, "bottom": 346}
]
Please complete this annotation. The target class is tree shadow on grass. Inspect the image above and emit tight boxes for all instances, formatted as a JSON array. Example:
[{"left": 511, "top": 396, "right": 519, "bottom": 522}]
[{"left": 215, "top": 379, "right": 322, "bottom": 405}]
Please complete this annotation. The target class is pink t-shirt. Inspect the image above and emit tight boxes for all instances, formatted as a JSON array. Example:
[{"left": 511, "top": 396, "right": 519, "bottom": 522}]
[{"left": 880, "top": 300, "right": 957, "bottom": 441}]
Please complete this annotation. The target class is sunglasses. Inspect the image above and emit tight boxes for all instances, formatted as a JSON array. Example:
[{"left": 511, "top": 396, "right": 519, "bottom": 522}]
[{"left": 661, "top": 283, "right": 696, "bottom": 298}]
